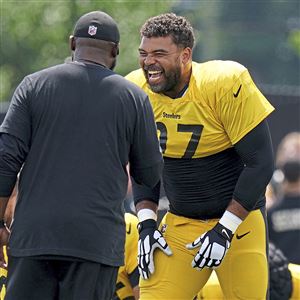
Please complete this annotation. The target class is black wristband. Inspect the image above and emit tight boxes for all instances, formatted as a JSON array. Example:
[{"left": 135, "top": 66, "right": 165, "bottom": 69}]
[
  {"left": 0, "top": 220, "right": 6, "bottom": 229},
  {"left": 213, "top": 222, "right": 233, "bottom": 241},
  {"left": 137, "top": 219, "right": 157, "bottom": 234}
]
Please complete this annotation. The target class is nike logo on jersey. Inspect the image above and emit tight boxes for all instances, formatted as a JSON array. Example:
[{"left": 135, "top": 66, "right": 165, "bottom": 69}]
[
  {"left": 236, "top": 231, "right": 250, "bottom": 240},
  {"left": 126, "top": 223, "right": 131, "bottom": 234},
  {"left": 233, "top": 84, "right": 242, "bottom": 98}
]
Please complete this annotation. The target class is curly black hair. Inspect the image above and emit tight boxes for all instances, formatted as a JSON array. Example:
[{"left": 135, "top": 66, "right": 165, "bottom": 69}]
[{"left": 140, "top": 13, "right": 195, "bottom": 49}]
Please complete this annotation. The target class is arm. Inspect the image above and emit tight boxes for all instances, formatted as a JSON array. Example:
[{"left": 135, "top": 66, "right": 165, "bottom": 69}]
[
  {"left": 129, "top": 94, "right": 163, "bottom": 189},
  {"left": 0, "top": 133, "right": 28, "bottom": 267},
  {"left": 132, "top": 285, "right": 140, "bottom": 300},
  {"left": 187, "top": 120, "right": 274, "bottom": 270},
  {"left": 0, "top": 184, "right": 18, "bottom": 268},
  {"left": 0, "top": 197, "right": 10, "bottom": 268},
  {"left": 229, "top": 119, "right": 274, "bottom": 217},
  {"left": 4, "top": 182, "right": 18, "bottom": 228},
  {"left": 128, "top": 267, "right": 140, "bottom": 300},
  {"left": 218, "top": 119, "right": 274, "bottom": 235},
  {"left": 0, "top": 188, "right": 17, "bottom": 269}
]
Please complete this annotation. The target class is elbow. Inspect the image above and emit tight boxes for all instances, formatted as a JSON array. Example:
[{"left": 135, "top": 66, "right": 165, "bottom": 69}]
[
  {"left": 259, "top": 158, "right": 275, "bottom": 186},
  {"left": 141, "top": 162, "right": 163, "bottom": 189}
]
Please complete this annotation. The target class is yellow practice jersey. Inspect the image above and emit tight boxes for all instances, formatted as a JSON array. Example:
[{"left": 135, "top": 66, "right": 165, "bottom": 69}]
[
  {"left": 126, "top": 60, "right": 274, "bottom": 159},
  {"left": 114, "top": 213, "right": 139, "bottom": 300},
  {"left": 0, "top": 247, "right": 7, "bottom": 300}
]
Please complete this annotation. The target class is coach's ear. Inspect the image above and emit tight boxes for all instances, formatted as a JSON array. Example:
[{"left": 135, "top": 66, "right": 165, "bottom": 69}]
[
  {"left": 111, "top": 43, "right": 119, "bottom": 58},
  {"left": 69, "top": 35, "right": 75, "bottom": 51}
]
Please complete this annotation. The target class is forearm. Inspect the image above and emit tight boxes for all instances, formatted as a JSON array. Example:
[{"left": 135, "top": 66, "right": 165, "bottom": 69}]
[
  {"left": 135, "top": 200, "right": 158, "bottom": 223},
  {"left": 0, "top": 197, "right": 9, "bottom": 220},
  {"left": 135, "top": 199, "right": 158, "bottom": 213},
  {"left": 128, "top": 267, "right": 140, "bottom": 300},
  {"left": 130, "top": 161, "right": 163, "bottom": 189},
  {"left": 132, "top": 178, "right": 160, "bottom": 219},
  {"left": 4, "top": 183, "right": 18, "bottom": 226},
  {"left": 225, "top": 199, "right": 249, "bottom": 221},
  {"left": 232, "top": 120, "right": 274, "bottom": 211},
  {"left": 132, "top": 286, "right": 140, "bottom": 300},
  {"left": 220, "top": 120, "right": 274, "bottom": 230}
]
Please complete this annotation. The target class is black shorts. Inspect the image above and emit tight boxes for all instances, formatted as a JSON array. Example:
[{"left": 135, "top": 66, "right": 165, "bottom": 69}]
[{"left": 5, "top": 256, "right": 118, "bottom": 300}]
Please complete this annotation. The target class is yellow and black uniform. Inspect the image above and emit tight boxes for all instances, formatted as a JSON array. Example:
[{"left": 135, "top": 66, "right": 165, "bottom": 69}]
[
  {"left": 126, "top": 60, "right": 274, "bottom": 300},
  {"left": 113, "top": 213, "right": 139, "bottom": 300},
  {"left": 0, "top": 247, "right": 7, "bottom": 300},
  {"left": 0, "top": 266, "right": 6, "bottom": 300}
]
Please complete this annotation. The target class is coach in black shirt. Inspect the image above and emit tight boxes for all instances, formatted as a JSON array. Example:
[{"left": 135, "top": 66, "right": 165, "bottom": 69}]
[{"left": 0, "top": 11, "right": 163, "bottom": 300}]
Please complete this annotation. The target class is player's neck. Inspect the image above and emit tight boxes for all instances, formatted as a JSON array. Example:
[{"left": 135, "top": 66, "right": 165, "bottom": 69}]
[{"left": 164, "top": 65, "right": 192, "bottom": 99}]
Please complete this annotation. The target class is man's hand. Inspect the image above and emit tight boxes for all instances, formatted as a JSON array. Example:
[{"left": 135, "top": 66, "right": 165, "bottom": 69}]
[
  {"left": 186, "top": 222, "right": 233, "bottom": 270},
  {"left": 137, "top": 219, "right": 172, "bottom": 279}
]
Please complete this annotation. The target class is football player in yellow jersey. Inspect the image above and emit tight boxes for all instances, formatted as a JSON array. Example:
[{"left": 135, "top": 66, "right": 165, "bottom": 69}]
[
  {"left": 113, "top": 213, "right": 140, "bottom": 300},
  {"left": 126, "top": 13, "right": 275, "bottom": 299}
]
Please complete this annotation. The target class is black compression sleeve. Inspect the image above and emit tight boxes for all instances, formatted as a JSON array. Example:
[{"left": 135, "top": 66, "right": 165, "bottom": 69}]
[
  {"left": 131, "top": 177, "right": 160, "bottom": 205},
  {"left": 233, "top": 120, "right": 274, "bottom": 211},
  {"left": 130, "top": 161, "right": 163, "bottom": 189}
]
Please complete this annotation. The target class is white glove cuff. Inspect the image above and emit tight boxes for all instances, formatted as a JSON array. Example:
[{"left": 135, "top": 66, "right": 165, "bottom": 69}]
[
  {"left": 137, "top": 209, "right": 157, "bottom": 222},
  {"left": 219, "top": 211, "right": 242, "bottom": 233}
]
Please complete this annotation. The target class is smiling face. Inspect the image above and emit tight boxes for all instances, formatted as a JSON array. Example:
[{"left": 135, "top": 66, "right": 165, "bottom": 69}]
[{"left": 138, "top": 36, "right": 192, "bottom": 98}]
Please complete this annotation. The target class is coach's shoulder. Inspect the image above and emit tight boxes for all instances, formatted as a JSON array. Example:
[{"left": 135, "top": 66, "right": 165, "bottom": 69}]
[{"left": 125, "top": 68, "right": 146, "bottom": 88}]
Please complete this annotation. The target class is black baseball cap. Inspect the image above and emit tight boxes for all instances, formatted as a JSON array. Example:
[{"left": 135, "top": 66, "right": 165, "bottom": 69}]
[{"left": 73, "top": 11, "right": 120, "bottom": 43}]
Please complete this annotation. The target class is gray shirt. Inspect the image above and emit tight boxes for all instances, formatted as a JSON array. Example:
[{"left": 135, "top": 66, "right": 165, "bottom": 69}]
[{"left": 0, "top": 62, "right": 163, "bottom": 266}]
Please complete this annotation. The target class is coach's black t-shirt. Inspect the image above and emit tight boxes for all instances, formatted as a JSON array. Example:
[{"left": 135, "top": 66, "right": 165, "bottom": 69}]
[{"left": 0, "top": 62, "right": 162, "bottom": 266}]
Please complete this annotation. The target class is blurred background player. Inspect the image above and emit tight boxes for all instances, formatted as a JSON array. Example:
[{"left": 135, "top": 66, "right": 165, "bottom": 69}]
[
  {"left": 113, "top": 213, "right": 140, "bottom": 300},
  {"left": 268, "top": 132, "right": 300, "bottom": 264},
  {"left": 126, "top": 13, "right": 274, "bottom": 300}
]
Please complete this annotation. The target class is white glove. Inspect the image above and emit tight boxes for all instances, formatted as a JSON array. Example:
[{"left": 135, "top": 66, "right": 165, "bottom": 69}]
[
  {"left": 186, "top": 222, "right": 233, "bottom": 270},
  {"left": 186, "top": 211, "right": 242, "bottom": 270},
  {"left": 137, "top": 219, "right": 172, "bottom": 279}
]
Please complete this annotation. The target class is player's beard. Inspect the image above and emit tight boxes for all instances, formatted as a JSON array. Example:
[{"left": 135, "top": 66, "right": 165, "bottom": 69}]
[{"left": 146, "top": 64, "right": 182, "bottom": 94}]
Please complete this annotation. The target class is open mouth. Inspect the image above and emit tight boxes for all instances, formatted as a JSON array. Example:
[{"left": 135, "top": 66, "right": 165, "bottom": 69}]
[{"left": 147, "top": 70, "right": 163, "bottom": 85}]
